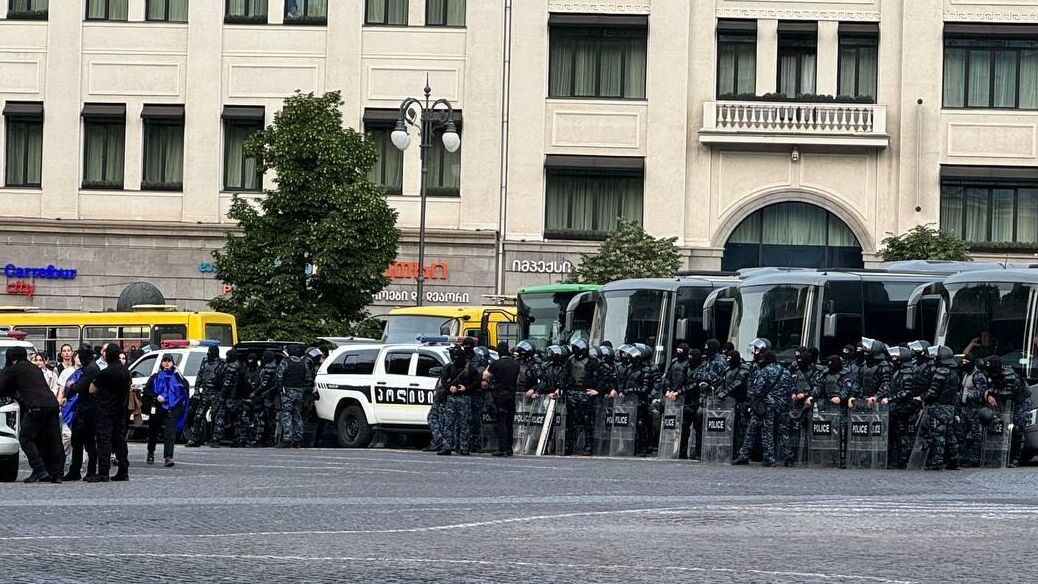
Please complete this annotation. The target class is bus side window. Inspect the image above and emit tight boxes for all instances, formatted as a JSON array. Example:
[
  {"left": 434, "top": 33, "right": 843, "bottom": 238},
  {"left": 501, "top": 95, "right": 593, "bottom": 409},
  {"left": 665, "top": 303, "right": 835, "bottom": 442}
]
[
  {"left": 153, "top": 325, "right": 187, "bottom": 344},
  {"left": 204, "top": 324, "right": 234, "bottom": 346}
]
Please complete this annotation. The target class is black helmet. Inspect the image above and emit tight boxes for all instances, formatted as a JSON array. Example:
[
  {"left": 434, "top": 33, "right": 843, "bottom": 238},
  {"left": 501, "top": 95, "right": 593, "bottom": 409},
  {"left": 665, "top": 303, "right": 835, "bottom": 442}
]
[
  {"left": 225, "top": 349, "right": 239, "bottom": 363},
  {"left": 859, "top": 338, "right": 887, "bottom": 360},
  {"left": 546, "top": 345, "right": 567, "bottom": 363},
  {"left": 757, "top": 349, "right": 778, "bottom": 365},
  {"left": 887, "top": 346, "right": 911, "bottom": 365},
  {"left": 597, "top": 344, "right": 614, "bottom": 363},
  {"left": 474, "top": 346, "right": 491, "bottom": 361},
  {"left": 306, "top": 347, "right": 324, "bottom": 361},
  {"left": 617, "top": 344, "right": 637, "bottom": 363},
  {"left": 984, "top": 356, "right": 1006, "bottom": 378},
  {"left": 907, "top": 340, "right": 931, "bottom": 358},
  {"left": 570, "top": 338, "right": 589, "bottom": 359},
  {"left": 449, "top": 345, "right": 466, "bottom": 363},
  {"left": 633, "top": 343, "right": 653, "bottom": 362},
  {"left": 961, "top": 351, "right": 981, "bottom": 372},
  {"left": 928, "top": 345, "right": 957, "bottom": 366},
  {"left": 514, "top": 340, "right": 535, "bottom": 358},
  {"left": 748, "top": 338, "right": 771, "bottom": 354},
  {"left": 559, "top": 345, "right": 572, "bottom": 360}
]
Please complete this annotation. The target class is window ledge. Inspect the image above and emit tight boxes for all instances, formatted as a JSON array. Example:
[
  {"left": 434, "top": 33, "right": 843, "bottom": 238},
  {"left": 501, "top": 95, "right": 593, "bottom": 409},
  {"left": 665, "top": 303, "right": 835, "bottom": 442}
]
[
  {"left": 546, "top": 97, "right": 648, "bottom": 104},
  {"left": 5, "top": 11, "right": 48, "bottom": 20},
  {"left": 543, "top": 229, "right": 608, "bottom": 242},
  {"left": 224, "top": 15, "right": 269, "bottom": 25},
  {"left": 1, "top": 185, "right": 43, "bottom": 192},
  {"left": 140, "top": 183, "right": 184, "bottom": 192},
  {"left": 362, "top": 23, "right": 410, "bottom": 28},
  {"left": 220, "top": 189, "right": 265, "bottom": 196},
  {"left": 283, "top": 17, "right": 328, "bottom": 26}
]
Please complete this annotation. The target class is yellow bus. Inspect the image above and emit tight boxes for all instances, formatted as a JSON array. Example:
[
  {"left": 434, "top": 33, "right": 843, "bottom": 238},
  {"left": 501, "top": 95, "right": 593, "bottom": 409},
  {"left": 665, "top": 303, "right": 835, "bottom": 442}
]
[
  {"left": 0, "top": 306, "right": 237, "bottom": 357},
  {"left": 382, "top": 305, "right": 518, "bottom": 347}
]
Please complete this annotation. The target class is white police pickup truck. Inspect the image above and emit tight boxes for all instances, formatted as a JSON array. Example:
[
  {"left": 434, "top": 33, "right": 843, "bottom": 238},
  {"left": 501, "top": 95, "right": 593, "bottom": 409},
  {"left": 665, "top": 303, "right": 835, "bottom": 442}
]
[
  {"left": 314, "top": 343, "right": 451, "bottom": 448},
  {"left": 0, "top": 333, "right": 38, "bottom": 482}
]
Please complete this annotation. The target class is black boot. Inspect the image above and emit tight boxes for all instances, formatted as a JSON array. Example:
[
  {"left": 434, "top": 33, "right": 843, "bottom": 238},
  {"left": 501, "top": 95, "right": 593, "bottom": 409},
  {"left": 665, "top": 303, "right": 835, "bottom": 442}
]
[
  {"left": 111, "top": 466, "right": 129, "bottom": 482},
  {"left": 62, "top": 471, "right": 82, "bottom": 482},
  {"left": 164, "top": 458, "right": 175, "bottom": 468},
  {"left": 23, "top": 471, "right": 50, "bottom": 484},
  {"left": 146, "top": 453, "right": 155, "bottom": 465}
]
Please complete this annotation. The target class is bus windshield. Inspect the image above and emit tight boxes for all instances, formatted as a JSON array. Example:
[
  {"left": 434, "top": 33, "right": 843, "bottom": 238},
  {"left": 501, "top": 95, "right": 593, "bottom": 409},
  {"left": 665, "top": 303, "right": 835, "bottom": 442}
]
[
  {"left": 382, "top": 315, "right": 460, "bottom": 343},
  {"left": 591, "top": 289, "right": 668, "bottom": 350},
  {"left": 517, "top": 292, "right": 568, "bottom": 349},
  {"left": 730, "top": 284, "right": 815, "bottom": 361},
  {"left": 942, "top": 282, "right": 1038, "bottom": 377}
]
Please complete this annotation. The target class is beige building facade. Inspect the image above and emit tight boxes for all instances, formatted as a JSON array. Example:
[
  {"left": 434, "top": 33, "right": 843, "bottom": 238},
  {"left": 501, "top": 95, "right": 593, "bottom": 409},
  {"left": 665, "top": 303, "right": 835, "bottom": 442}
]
[{"left": 1, "top": 0, "right": 1037, "bottom": 312}]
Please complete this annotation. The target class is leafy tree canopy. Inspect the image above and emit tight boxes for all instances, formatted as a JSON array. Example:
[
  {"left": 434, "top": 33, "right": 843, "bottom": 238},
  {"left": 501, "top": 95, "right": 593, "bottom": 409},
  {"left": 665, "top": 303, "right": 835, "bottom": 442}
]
[
  {"left": 879, "top": 224, "right": 970, "bottom": 262},
  {"left": 568, "top": 219, "right": 682, "bottom": 284},
  {"left": 211, "top": 91, "right": 400, "bottom": 342}
]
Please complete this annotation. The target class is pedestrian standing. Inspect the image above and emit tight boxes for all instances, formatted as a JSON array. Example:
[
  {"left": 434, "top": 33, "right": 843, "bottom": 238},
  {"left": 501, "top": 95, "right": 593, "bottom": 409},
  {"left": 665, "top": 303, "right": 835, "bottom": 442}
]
[
  {"left": 0, "top": 347, "right": 64, "bottom": 483},
  {"left": 143, "top": 355, "right": 190, "bottom": 467},
  {"left": 484, "top": 342, "right": 519, "bottom": 457},
  {"left": 275, "top": 345, "right": 314, "bottom": 448},
  {"left": 56, "top": 344, "right": 75, "bottom": 376},
  {"left": 31, "top": 352, "right": 70, "bottom": 456},
  {"left": 87, "top": 344, "right": 131, "bottom": 482},
  {"left": 63, "top": 347, "right": 100, "bottom": 482},
  {"left": 31, "top": 353, "right": 60, "bottom": 396}
]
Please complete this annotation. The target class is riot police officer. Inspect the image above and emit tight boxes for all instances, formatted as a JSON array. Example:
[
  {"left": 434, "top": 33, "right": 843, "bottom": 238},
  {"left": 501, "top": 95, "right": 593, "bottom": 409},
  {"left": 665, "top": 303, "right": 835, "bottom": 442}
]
[
  {"left": 956, "top": 351, "right": 989, "bottom": 467},
  {"left": 612, "top": 344, "right": 656, "bottom": 456},
  {"left": 915, "top": 346, "right": 961, "bottom": 470},
  {"left": 983, "top": 356, "right": 1035, "bottom": 468},
  {"left": 859, "top": 338, "right": 892, "bottom": 403},
  {"left": 813, "top": 355, "right": 861, "bottom": 468},
  {"left": 734, "top": 345, "right": 792, "bottom": 467},
  {"left": 187, "top": 346, "right": 225, "bottom": 447},
  {"left": 553, "top": 339, "right": 599, "bottom": 455},
  {"left": 662, "top": 343, "right": 693, "bottom": 457},
  {"left": 438, "top": 345, "right": 480, "bottom": 456},
  {"left": 884, "top": 346, "right": 918, "bottom": 469},
  {"left": 720, "top": 350, "right": 752, "bottom": 458},
  {"left": 785, "top": 346, "right": 823, "bottom": 466}
]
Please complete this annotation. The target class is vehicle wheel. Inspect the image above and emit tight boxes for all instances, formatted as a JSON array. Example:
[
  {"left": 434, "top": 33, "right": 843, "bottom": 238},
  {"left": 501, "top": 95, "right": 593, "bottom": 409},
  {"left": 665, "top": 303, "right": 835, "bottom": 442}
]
[
  {"left": 0, "top": 455, "right": 18, "bottom": 483},
  {"left": 336, "top": 406, "right": 372, "bottom": 448}
]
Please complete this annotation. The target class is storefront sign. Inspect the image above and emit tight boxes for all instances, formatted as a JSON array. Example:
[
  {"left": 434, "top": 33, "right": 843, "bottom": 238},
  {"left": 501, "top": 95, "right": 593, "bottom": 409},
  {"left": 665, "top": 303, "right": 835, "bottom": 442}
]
[
  {"left": 509, "top": 259, "right": 574, "bottom": 274},
  {"left": 198, "top": 262, "right": 217, "bottom": 273},
  {"left": 5, "top": 280, "right": 34, "bottom": 298},
  {"left": 384, "top": 260, "right": 449, "bottom": 281},
  {"left": 373, "top": 289, "right": 471, "bottom": 304},
  {"left": 4, "top": 263, "right": 77, "bottom": 280}
]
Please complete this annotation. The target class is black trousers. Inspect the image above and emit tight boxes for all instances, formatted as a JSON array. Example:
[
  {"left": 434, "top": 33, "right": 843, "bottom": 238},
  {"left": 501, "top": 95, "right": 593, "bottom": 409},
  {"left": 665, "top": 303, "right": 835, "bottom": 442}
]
[
  {"left": 147, "top": 403, "right": 185, "bottom": 460},
  {"left": 95, "top": 409, "right": 129, "bottom": 477},
  {"left": 20, "top": 408, "right": 64, "bottom": 477},
  {"left": 492, "top": 392, "right": 515, "bottom": 453},
  {"left": 68, "top": 410, "right": 98, "bottom": 476}
]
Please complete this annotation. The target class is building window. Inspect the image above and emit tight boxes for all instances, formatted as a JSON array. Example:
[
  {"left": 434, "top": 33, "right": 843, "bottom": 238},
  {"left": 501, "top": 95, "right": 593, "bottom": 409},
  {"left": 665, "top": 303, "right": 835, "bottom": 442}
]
[
  {"left": 838, "top": 33, "right": 878, "bottom": 102},
  {"left": 366, "top": 127, "right": 403, "bottom": 195},
  {"left": 7, "top": 0, "right": 48, "bottom": 20},
  {"left": 545, "top": 169, "right": 644, "bottom": 240},
  {"left": 83, "top": 118, "right": 125, "bottom": 190},
  {"left": 225, "top": 0, "right": 267, "bottom": 24},
  {"left": 723, "top": 202, "right": 862, "bottom": 271},
  {"left": 549, "top": 24, "right": 648, "bottom": 99},
  {"left": 142, "top": 119, "right": 184, "bottom": 191},
  {"left": 717, "top": 21, "right": 756, "bottom": 98},
  {"left": 424, "top": 127, "right": 460, "bottom": 197},
  {"left": 224, "top": 119, "right": 263, "bottom": 191},
  {"left": 427, "top": 0, "right": 464, "bottom": 27},
  {"left": 778, "top": 28, "right": 817, "bottom": 98},
  {"left": 285, "top": 0, "right": 326, "bottom": 24},
  {"left": 943, "top": 34, "right": 1038, "bottom": 109},
  {"left": 85, "top": 0, "right": 128, "bottom": 20},
  {"left": 4, "top": 113, "right": 43, "bottom": 188},
  {"left": 941, "top": 180, "right": 1038, "bottom": 244},
  {"left": 365, "top": 0, "right": 407, "bottom": 26},
  {"left": 146, "top": 0, "right": 188, "bottom": 22}
]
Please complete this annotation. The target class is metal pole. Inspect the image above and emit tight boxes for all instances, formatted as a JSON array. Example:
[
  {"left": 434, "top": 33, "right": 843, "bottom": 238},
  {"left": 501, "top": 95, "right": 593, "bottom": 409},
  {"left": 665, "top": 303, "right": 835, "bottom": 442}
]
[{"left": 415, "top": 85, "right": 432, "bottom": 307}]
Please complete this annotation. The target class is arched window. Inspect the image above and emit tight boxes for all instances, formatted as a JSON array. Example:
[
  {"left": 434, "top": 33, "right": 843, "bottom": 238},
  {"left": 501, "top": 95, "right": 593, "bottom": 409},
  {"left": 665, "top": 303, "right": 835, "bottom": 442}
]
[{"left": 723, "top": 202, "right": 863, "bottom": 270}]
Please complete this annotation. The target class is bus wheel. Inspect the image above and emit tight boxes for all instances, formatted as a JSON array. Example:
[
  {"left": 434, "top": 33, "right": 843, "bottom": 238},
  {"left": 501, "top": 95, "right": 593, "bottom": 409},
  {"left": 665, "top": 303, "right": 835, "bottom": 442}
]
[{"left": 336, "top": 406, "right": 372, "bottom": 448}]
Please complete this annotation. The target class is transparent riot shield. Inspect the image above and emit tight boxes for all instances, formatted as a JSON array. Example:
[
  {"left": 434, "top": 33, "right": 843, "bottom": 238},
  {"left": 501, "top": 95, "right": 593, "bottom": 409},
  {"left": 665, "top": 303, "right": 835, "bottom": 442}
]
[
  {"left": 480, "top": 406, "right": 498, "bottom": 454},
  {"left": 980, "top": 404, "right": 1013, "bottom": 469},
  {"left": 657, "top": 398, "right": 684, "bottom": 460},
  {"left": 700, "top": 396, "right": 736, "bottom": 464},
  {"left": 548, "top": 398, "right": 567, "bottom": 456},
  {"left": 520, "top": 395, "right": 549, "bottom": 455},
  {"left": 808, "top": 404, "right": 843, "bottom": 468},
  {"left": 906, "top": 411, "right": 932, "bottom": 471},
  {"left": 592, "top": 398, "right": 612, "bottom": 456},
  {"left": 785, "top": 403, "right": 812, "bottom": 467},
  {"left": 609, "top": 395, "right": 638, "bottom": 457},
  {"left": 512, "top": 394, "right": 530, "bottom": 455},
  {"left": 847, "top": 403, "right": 889, "bottom": 470}
]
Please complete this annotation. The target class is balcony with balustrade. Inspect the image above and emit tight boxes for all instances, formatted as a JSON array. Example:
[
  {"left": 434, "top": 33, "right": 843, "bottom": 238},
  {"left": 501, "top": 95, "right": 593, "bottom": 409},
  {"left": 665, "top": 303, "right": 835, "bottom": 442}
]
[{"left": 699, "top": 100, "right": 889, "bottom": 148}]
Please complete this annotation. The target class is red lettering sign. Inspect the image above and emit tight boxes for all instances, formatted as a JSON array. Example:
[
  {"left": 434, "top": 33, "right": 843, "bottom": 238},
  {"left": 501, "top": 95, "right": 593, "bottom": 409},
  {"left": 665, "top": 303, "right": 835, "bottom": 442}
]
[
  {"left": 384, "top": 261, "right": 448, "bottom": 281},
  {"left": 5, "top": 279, "right": 35, "bottom": 298}
]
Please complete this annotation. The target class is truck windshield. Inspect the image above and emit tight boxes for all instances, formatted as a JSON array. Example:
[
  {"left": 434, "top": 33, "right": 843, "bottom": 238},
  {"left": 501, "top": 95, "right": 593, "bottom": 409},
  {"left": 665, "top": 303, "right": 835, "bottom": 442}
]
[
  {"left": 730, "top": 284, "right": 814, "bottom": 361},
  {"left": 517, "top": 292, "right": 569, "bottom": 349},
  {"left": 942, "top": 282, "right": 1038, "bottom": 378},
  {"left": 591, "top": 289, "right": 668, "bottom": 349},
  {"left": 382, "top": 316, "right": 460, "bottom": 343}
]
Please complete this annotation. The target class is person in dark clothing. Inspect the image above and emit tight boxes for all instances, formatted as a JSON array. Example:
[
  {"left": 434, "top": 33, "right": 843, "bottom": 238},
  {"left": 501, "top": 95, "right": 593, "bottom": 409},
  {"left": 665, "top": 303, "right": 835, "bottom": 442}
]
[
  {"left": 143, "top": 355, "right": 190, "bottom": 467},
  {"left": 250, "top": 350, "right": 280, "bottom": 447},
  {"left": 0, "top": 347, "right": 64, "bottom": 483},
  {"left": 87, "top": 344, "right": 131, "bottom": 482},
  {"left": 63, "top": 347, "right": 100, "bottom": 481},
  {"left": 484, "top": 341, "right": 520, "bottom": 457},
  {"left": 187, "top": 346, "right": 225, "bottom": 447}
]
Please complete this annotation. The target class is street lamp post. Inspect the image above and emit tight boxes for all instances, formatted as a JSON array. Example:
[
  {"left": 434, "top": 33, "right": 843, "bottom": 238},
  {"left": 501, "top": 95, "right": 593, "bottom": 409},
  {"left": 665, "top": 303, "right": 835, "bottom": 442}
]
[{"left": 391, "top": 79, "right": 461, "bottom": 307}]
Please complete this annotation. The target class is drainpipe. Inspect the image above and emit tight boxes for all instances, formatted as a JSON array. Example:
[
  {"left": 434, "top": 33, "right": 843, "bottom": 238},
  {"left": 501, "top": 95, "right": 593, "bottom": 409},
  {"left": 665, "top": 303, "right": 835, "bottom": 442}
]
[{"left": 495, "top": 0, "right": 513, "bottom": 295}]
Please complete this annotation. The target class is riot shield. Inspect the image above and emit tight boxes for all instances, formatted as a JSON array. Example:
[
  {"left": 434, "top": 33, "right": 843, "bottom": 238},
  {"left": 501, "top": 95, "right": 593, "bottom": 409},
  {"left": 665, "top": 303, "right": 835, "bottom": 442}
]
[
  {"left": 520, "top": 396, "right": 549, "bottom": 455},
  {"left": 536, "top": 397, "right": 559, "bottom": 456},
  {"left": 592, "top": 398, "right": 612, "bottom": 456},
  {"left": 511, "top": 394, "right": 530, "bottom": 455},
  {"left": 980, "top": 404, "right": 1013, "bottom": 469},
  {"left": 608, "top": 396, "right": 638, "bottom": 457},
  {"left": 657, "top": 398, "right": 684, "bottom": 460},
  {"left": 847, "top": 403, "right": 889, "bottom": 470},
  {"left": 906, "top": 411, "right": 932, "bottom": 471},
  {"left": 480, "top": 406, "right": 498, "bottom": 454},
  {"left": 785, "top": 403, "right": 812, "bottom": 467},
  {"left": 700, "top": 396, "right": 736, "bottom": 464},
  {"left": 808, "top": 404, "right": 843, "bottom": 468},
  {"left": 550, "top": 398, "right": 568, "bottom": 456}
]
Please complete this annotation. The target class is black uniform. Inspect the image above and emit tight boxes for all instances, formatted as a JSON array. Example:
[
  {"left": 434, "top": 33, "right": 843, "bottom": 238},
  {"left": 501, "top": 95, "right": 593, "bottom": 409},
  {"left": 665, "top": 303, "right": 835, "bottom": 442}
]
[
  {"left": 92, "top": 357, "right": 132, "bottom": 480},
  {"left": 0, "top": 352, "right": 63, "bottom": 481},
  {"left": 487, "top": 354, "right": 519, "bottom": 455},
  {"left": 64, "top": 353, "right": 100, "bottom": 479}
]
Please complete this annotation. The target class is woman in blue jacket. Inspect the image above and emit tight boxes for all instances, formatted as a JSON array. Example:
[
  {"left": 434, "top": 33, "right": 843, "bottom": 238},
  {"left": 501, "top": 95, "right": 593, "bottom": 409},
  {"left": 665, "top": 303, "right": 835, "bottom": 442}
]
[{"left": 143, "top": 355, "right": 190, "bottom": 467}]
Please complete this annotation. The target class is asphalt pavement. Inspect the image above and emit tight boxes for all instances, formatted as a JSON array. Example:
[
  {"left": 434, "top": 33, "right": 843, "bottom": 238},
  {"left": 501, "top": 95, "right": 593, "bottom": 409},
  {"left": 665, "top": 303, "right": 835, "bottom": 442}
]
[{"left": 0, "top": 445, "right": 1035, "bottom": 583}]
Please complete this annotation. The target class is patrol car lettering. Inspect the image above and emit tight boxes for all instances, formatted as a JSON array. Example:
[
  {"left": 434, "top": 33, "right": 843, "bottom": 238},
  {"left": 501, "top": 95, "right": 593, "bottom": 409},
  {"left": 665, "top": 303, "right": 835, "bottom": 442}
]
[
  {"left": 812, "top": 420, "right": 833, "bottom": 436},
  {"left": 374, "top": 387, "right": 435, "bottom": 406},
  {"left": 662, "top": 415, "right": 677, "bottom": 430},
  {"left": 613, "top": 413, "right": 630, "bottom": 427},
  {"left": 706, "top": 417, "right": 727, "bottom": 432},
  {"left": 850, "top": 422, "right": 870, "bottom": 437}
]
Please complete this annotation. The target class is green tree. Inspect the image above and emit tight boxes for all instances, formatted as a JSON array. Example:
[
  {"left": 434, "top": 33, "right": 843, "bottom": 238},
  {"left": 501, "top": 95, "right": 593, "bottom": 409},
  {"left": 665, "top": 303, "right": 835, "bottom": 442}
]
[
  {"left": 211, "top": 91, "right": 400, "bottom": 341},
  {"left": 878, "top": 224, "right": 970, "bottom": 262},
  {"left": 569, "top": 219, "right": 682, "bottom": 284}
]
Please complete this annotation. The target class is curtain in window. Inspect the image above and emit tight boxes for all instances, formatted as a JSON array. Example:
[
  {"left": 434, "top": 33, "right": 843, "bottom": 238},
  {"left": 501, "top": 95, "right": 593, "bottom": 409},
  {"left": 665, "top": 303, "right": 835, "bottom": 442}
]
[
  {"left": 549, "top": 28, "right": 646, "bottom": 99},
  {"left": 146, "top": 0, "right": 164, "bottom": 20},
  {"left": 83, "top": 123, "right": 124, "bottom": 187},
  {"left": 761, "top": 203, "right": 827, "bottom": 245},
  {"left": 1021, "top": 49, "right": 1038, "bottom": 109},
  {"left": 993, "top": 50, "right": 1018, "bottom": 108},
  {"left": 719, "top": 40, "right": 755, "bottom": 96},
  {"left": 799, "top": 54, "right": 816, "bottom": 95},
  {"left": 545, "top": 174, "right": 643, "bottom": 235},
  {"left": 445, "top": 0, "right": 464, "bottom": 26},
  {"left": 625, "top": 37, "right": 647, "bottom": 98},
  {"left": 965, "top": 187, "right": 989, "bottom": 241},
  {"left": 4, "top": 121, "right": 42, "bottom": 186},
  {"left": 143, "top": 123, "right": 184, "bottom": 187},
  {"left": 168, "top": 0, "right": 188, "bottom": 21},
  {"left": 87, "top": 0, "right": 128, "bottom": 19},
  {"left": 828, "top": 215, "right": 858, "bottom": 247},
  {"left": 718, "top": 44, "right": 738, "bottom": 95},
  {"left": 991, "top": 188, "right": 1014, "bottom": 242},
  {"left": 425, "top": 136, "right": 460, "bottom": 194},
  {"left": 728, "top": 212, "right": 760, "bottom": 243},
  {"left": 857, "top": 46, "right": 878, "bottom": 99},
  {"left": 779, "top": 54, "right": 799, "bottom": 97},
  {"left": 306, "top": 0, "right": 327, "bottom": 17},
  {"left": 367, "top": 130, "right": 402, "bottom": 193},
  {"left": 967, "top": 50, "right": 991, "bottom": 107},
  {"left": 549, "top": 35, "right": 575, "bottom": 97},
  {"left": 428, "top": 0, "right": 464, "bottom": 25},
  {"left": 1017, "top": 188, "right": 1038, "bottom": 243},
  {"left": 838, "top": 47, "right": 856, "bottom": 97},
  {"left": 229, "top": 0, "right": 265, "bottom": 17},
  {"left": 573, "top": 38, "right": 597, "bottom": 96},
  {"left": 940, "top": 183, "right": 964, "bottom": 238},
  {"left": 224, "top": 123, "right": 261, "bottom": 190},
  {"left": 944, "top": 48, "right": 967, "bottom": 107},
  {"left": 11, "top": 0, "right": 48, "bottom": 11},
  {"left": 598, "top": 40, "right": 624, "bottom": 98}
]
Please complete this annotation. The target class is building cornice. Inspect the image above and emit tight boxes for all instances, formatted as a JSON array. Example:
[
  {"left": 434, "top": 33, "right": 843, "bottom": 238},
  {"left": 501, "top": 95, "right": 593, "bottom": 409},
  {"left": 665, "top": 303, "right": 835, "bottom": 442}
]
[
  {"left": 716, "top": 7, "right": 880, "bottom": 21},
  {"left": 547, "top": 2, "right": 650, "bottom": 14},
  {"left": 943, "top": 11, "right": 1038, "bottom": 23},
  {"left": 0, "top": 217, "right": 234, "bottom": 239}
]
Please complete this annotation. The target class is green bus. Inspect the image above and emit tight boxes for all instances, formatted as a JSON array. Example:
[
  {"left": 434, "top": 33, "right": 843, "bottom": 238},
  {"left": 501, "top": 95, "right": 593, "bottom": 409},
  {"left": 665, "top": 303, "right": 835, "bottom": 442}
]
[{"left": 516, "top": 283, "right": 600, "bottom": 349}]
